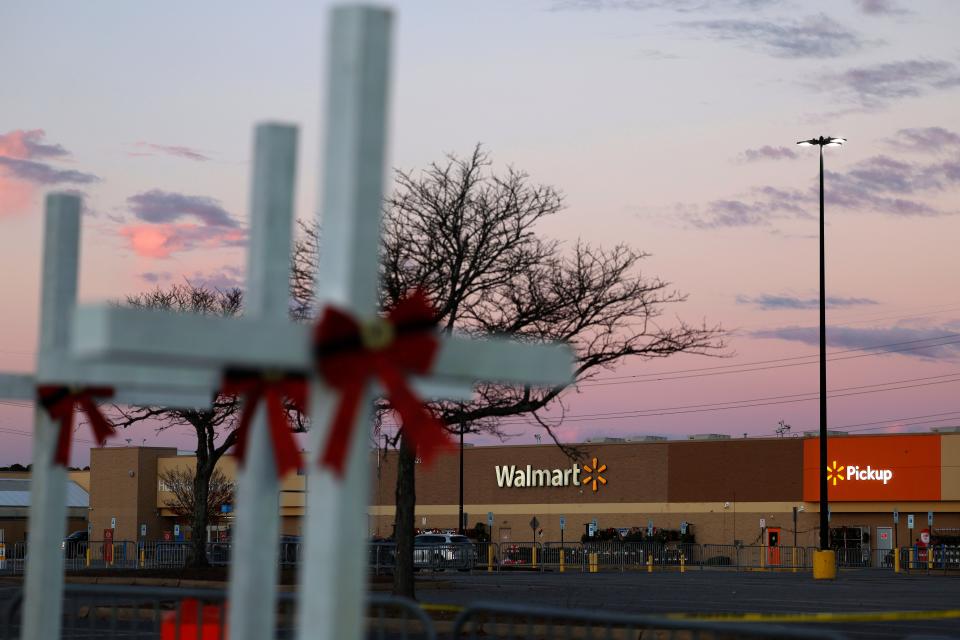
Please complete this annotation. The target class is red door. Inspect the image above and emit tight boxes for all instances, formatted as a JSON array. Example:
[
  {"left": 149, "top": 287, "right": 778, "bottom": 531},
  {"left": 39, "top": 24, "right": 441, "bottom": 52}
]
[{"left": 767, "top": 528, "right": 781, "bottom": 565}]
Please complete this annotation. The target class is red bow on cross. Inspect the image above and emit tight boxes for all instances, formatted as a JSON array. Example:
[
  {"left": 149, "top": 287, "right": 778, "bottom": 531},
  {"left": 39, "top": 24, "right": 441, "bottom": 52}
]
[
  {"left": 37, "top": 385, "right": 115, "bottom": 467},
  {"left": 313, "top": 291, "right": 451, "bottom": 477},
  {"left": 221, "top": 369, "right": 307, "bottom": 479}
]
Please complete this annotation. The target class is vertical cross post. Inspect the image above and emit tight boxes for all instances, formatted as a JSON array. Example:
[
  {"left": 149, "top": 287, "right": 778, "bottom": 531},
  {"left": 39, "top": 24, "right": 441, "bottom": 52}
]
[
  {"left": 226, "top": 123, "right": 299, "bottom": 640},
  {"left": 296, "top": 7, "right": 393, "bottom": 640},
  {"left": 21, "top": 195, "right": 80, "bottom": 640}
]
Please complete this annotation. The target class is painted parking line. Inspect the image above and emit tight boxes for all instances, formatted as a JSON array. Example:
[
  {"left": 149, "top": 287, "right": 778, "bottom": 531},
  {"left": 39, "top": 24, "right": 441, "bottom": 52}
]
[
  {"left": 665, "top": 609, "right": 960, "bottom": 624},
  {"left": 421, "top": 603, "right": 466, "bottom": 613}
]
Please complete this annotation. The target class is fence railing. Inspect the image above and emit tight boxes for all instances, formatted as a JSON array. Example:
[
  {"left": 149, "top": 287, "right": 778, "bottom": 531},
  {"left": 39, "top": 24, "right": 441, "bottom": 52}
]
[
  {"left": 451, "top": 600, "right": 847, "bottom": 639},
  {"left": 5, "top": 539, "right": 959, "bottom": 575},
  {"left": 1, "top": 585, "right": 437, "bottom": 640},
  {"left": 898, "top": 545, "right": 960, "bottom": 572}
]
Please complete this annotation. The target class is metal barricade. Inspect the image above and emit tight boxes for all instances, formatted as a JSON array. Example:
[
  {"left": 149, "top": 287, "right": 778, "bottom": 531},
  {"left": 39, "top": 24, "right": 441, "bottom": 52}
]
[
  {"left": 146, "top": 540, "right": 190, "bottom": 568},
  {"left": 370, "top": 541, "right": 397, "bottom": 574},
  {"left": 833, "top": 547, "right": 871, "bottom": 568},
  {"left": 368, "top": 593, "right": 438, "bottom": 639},
  {"left": 728, "top": 545, "right": 803, "bottom": 570},
  {"left": 1, "top": 585, "right": 437, "bottom": 640},
  {"left": 73, "top": 540, "right": 138, "bottom": 570},
  {"left": 472, "top": 541, "right": 499, "bottom": 571},
  {"left": 452, "top": 600, "right": 847, "bottom": 639},
  {"left": 278, "top": 540, "right": 303, "bottom": 568},
  {"left": 701, "top": 543, "right": 738, "bottom": 568},
  {"left": 900, "top": 545, "right": 960, "bottom": 573},
  {"left": 498, "top": 542, "right": 542, "bottom": 570},
  {"left": 207, "top": 541, "right": 232, "bottom": 566},
  {"left": 412, "top": 542, "right": 476, "bottom": 572},
  {"left": 538, "top": 542, "right": 582, "bottom": 572},
  {"left": 677, "top": 542, "right": 703, "bottom": 567}
]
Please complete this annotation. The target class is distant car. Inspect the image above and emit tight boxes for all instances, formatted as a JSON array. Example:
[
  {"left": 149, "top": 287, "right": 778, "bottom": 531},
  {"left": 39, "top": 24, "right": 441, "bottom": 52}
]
[
  {"left": 61, "top": 531, "right": 88, "bottom": 559},
  {"left": 414, "top": 533, "right": 474, "bottom": 571}
]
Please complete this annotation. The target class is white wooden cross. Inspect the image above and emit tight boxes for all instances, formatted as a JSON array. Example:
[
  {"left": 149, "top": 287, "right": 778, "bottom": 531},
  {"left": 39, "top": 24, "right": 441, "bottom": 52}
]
[
  {"left": 72, "top": 6, "right": 574, "bottom": 640},
  {"left": 296, "top": 8, "right": 574, "bottom": 640},
  {"left": 0, "top": 194, "right": 220, "bottom": 640}
]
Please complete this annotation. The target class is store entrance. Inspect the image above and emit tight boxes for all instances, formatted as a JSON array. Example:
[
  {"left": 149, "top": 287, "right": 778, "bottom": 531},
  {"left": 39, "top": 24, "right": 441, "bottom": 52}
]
[{"left": 830, "top": 525, "right": 866, "bottom": 566}]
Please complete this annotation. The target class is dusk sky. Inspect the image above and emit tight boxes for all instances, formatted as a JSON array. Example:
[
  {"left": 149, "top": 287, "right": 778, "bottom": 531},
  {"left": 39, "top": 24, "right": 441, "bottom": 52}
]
[{"left": 2, "top": 0, "right": 960, "bottom": 466}]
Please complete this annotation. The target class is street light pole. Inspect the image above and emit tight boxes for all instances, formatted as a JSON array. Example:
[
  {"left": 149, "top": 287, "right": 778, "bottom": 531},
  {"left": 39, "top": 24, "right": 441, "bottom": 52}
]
[
  {"left": 798, "top": 135, "right": 846, "bottom": 552},
  {"left": 459, "top": 424, "right": 465, "bottom": 535}
]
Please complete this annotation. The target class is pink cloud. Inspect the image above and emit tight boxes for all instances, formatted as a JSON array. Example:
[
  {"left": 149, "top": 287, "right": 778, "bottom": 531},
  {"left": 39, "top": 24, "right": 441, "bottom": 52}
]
[
  {"left": 0, "top": 129, "right": 69, "bottom": 160},
  {"left": 0, "top": 129, "right": 90, "bottom": 217},
  {"left": 120, "top": 223, "right": 245, "bottom": 258}
]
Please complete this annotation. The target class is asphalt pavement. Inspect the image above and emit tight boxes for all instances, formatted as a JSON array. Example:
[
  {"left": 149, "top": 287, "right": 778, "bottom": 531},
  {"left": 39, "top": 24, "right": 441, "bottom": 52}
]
[{"left": 417, "top": 568, "right": 960, "bottom": 638}]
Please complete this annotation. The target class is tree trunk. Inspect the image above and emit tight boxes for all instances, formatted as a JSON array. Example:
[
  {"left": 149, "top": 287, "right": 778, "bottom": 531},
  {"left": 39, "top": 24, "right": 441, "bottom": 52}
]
[
  {"left": 392, "top": 435, "right": 417, "bottom": 598},
  {"left": 188, "top": 461, "right": 212, "bottom": 568}
]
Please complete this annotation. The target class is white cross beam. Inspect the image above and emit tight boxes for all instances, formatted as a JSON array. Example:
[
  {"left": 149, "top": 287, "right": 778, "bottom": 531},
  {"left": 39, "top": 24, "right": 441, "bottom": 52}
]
[{"left": 3, "top": 195, "right": 219, "bottom": 640}]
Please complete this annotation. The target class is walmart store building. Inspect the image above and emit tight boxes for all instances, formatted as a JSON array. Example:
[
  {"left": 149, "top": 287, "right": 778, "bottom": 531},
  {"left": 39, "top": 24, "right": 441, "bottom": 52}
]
[
  {"left": 5, "top": 431, "right": 957, "bottom": 552},
  {"left": 371, "top": 431, "right": 960, "bottom": 550}
]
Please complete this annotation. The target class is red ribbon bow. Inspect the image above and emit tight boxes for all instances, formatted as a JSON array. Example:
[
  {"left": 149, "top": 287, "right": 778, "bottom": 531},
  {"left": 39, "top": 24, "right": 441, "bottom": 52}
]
[
  {"left": 221, "top": 369, "right": 307, "bottom": 479},
  {"left": 313, "top": 291, "right": 450, "bottom": 477},
  {"left": 37, "top": 385, "right": 115, "bottom": 467}
]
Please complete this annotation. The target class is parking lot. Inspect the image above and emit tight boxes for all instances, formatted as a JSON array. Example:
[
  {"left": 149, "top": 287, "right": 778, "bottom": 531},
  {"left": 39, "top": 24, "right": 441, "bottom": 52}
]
[{"left": 416, "top": 569, "right": 960, "bottom": 638}]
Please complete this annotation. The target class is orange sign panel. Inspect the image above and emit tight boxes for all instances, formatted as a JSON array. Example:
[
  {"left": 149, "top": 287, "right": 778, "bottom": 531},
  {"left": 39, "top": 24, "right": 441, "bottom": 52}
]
[{"left": 803, "top": 435, "right": 940, "bottom": 501}]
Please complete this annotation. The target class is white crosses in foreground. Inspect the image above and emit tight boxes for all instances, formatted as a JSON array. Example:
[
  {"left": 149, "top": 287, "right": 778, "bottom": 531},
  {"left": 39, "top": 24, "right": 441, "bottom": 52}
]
[
  {"left": 4, "top": 194, "right": 217, "bottom": 640},
  {"left": 70, "top": 119, "right": 472, "bottom": 640},
  {"left": 71, "top": 7, "right": 575, "bottom": 640}
]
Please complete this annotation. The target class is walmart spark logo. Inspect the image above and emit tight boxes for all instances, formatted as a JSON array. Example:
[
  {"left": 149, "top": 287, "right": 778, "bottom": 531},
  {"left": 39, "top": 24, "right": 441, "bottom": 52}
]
[
  {"left": 827, "top": 460, "right": 845, "bottom": 486},
  {"left": 581, "top": 457, "right": 608, "bottom": 492}
]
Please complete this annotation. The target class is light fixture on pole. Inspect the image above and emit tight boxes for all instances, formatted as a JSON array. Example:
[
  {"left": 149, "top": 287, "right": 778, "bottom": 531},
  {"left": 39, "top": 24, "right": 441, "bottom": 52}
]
[{"left": 796, "top": 135, "right": 845, "bottom": 575}]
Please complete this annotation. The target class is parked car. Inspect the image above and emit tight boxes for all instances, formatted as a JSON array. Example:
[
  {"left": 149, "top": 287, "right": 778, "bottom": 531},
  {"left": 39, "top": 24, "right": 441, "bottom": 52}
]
[
  {"left": 413, "top": 533, "right": 474, "bottom": 571},
  {"left": 61, "top": 531, "right": 87, "bottom": 559}
]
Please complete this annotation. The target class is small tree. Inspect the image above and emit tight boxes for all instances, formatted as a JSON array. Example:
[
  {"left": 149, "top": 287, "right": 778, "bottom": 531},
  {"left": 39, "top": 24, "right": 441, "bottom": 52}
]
[
  {"left": 112, "top": 283, "right": 243, "bottom": 567},
  {"left": 159, "top": 466, "right": 235, "bottom": 527}
]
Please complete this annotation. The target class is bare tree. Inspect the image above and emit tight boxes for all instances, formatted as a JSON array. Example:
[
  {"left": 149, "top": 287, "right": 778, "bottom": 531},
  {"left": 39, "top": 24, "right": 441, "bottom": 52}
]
[
  {"left": 159, "top": 466, "right": 236, "bottom": 525},
  {"left": 112, "top": 283, "right": 244, "bottom": 567},
  {"left": 293, "top": 145, "right": 725, "bottom": 597}
]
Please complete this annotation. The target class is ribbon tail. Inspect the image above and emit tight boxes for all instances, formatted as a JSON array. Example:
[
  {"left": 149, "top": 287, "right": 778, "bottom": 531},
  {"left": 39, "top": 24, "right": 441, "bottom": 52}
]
[
  {"left": 320, "top": 382, "right": 366, "bottom": 478},
  {"left": 232, "top": 392, "right": 260, "bottom": 466},
  {"left": 378, "top": 365, "right": 451, "bottom": 466},
  {"left": 51, "top": 402, "right": 75, "bottom": 467},
  {"left": 265, "top": 390, "right": 302, "bottom": 478},
  {"left": 76, "top": 396, "right": 116, "bottom": 446}
]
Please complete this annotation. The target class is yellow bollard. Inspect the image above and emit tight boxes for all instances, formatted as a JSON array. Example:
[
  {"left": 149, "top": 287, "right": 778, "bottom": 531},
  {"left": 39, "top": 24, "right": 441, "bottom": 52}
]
[
  {"left": 909, "top": 547, "right": 915, "bottom": 571},
  {"left": 791, "top": 548, "right": 798, "bottom": 574},
  {"left": 487, "top": 545, "right": 494, "bottom": 573},
  {"left": 532, "top": 545, "right": 537, "bottom": 569},
  {"left": 812, "top": 550, "right": 837, "bottom": 580},
  {"left": 680, "top": 554, "right": 685, "bottom": 574},
  {"left": 589, "top": 552, "right": 598, "bottom": 573},
  {"left": 85, "top": 546, "right": 91, "bottom": 568},
  {"left": 140, "top": 547, "right": 145, "bottom": 569},
  {"left": 927, "top": 548, "right": 933, "bottom": 571},
  {"left": 560, "top": 549, "right": 565, "bottom": 573},
  {"left": 647, "top": 554, "right": 653, "bottom": 574},
  {"left": 894, "top": 547, "right": 900, "bottom": 573}
]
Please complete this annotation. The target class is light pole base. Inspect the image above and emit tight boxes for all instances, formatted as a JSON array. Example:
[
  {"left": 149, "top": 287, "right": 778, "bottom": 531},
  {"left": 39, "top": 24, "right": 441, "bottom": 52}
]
[{"left": 812, "top": 550, "right": 837, "bottom": 580}]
